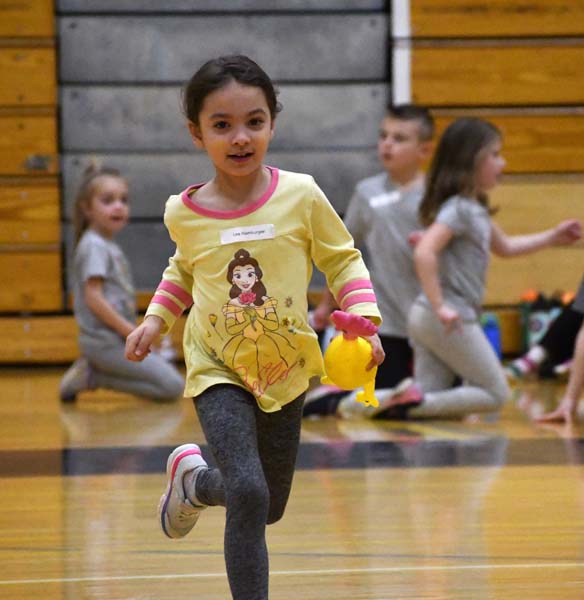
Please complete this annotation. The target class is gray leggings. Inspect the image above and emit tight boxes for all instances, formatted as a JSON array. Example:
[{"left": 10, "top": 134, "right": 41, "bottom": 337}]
[
  {"left": 80, "top": 339, "right": 184, "bottom": 402},
  {"left": 194, "top": 384, "right": 304, "bottom": 600},
  {"left": 407, "top": 303, "right": 509, "bottom": 419}
]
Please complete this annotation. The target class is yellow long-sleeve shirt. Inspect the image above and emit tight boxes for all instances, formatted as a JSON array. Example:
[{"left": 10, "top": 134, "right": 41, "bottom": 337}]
[{"left": 146, "top": 167, "right": 381, "bottom": 412}]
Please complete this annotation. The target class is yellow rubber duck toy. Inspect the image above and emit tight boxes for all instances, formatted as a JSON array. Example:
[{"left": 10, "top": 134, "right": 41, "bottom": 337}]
[{"left": 321, "top": 310, "right": 379, "bottom": 407}]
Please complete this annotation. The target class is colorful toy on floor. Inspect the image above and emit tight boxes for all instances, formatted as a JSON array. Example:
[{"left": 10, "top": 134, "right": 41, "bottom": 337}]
[{"left": 321, "top": 310, "right": 379, "bottom": 407}]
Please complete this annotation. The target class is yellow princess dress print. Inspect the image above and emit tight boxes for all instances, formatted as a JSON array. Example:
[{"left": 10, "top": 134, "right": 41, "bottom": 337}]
[{"left": 221, "top": 248, "right": 295, "bottom": 397}]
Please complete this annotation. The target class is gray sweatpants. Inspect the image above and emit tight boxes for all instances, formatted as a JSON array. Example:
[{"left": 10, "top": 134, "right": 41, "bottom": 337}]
[
  {"left": 407, "top": 303, "right": 509, "bottom": 419},
  {"left": 81, "top": 338, "right": 184, "bottom": 402},
  {"left": 193, "top": 384, "right": 304, "bottom": 600}
]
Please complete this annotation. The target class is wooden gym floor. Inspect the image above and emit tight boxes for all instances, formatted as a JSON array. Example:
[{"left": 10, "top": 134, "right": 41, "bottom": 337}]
[{"left": 1, "top": 366, "right": 583, "bottom": 600}]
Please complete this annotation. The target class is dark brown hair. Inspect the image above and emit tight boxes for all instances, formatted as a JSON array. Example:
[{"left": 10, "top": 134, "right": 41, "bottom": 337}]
[
  {"left": 386, "top": 103, "right": 435, "bottom": 142},
  {"left": 183, "top": 55, "right": 282, "bottom": 125}
]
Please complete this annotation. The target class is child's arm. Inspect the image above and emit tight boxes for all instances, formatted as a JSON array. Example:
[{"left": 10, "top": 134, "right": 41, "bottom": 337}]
[
  {"left": 126, "top": 315, "right": 164, "bottom": 362},
  {"left": 490, "top": 219, "right": 582, "bottom": 257},
  {"left": 536, "top": 321, "right": 584, "bottom": 423},
  {"left": 308, "top": 182, "right": 383, "bottom": 366},
  {"left": 413, "top": 222, "right": 461, "bottom": 332},
  {"left": 84, "top": 277, "right": 136, "bottom": 338}
]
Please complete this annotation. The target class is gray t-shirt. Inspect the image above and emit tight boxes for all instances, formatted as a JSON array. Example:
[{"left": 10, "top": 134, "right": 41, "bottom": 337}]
[
  {"left": 344, "top": 172, "right": 423, "bottom": 337},
  {"left": 73, "top": 229, "right": 136, "bottom": 345},
  {"left": 416, "top": 195, "right": 491, "bottom": 321}
]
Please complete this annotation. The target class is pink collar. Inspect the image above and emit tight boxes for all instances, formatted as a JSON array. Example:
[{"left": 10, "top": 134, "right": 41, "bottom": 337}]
[{"left": 181, "top": 166, "right": 279, "bottom": 219}]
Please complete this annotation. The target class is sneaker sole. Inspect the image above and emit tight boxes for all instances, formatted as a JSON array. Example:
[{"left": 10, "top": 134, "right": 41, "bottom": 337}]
[{"left": 159, "top": 444, "right": 203, "bottom": 539}]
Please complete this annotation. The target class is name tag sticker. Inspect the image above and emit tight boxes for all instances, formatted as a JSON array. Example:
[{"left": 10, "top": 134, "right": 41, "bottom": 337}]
[
  {"left": 369, "top": 191, "right": 400, "bottom": 208},
  {"left": 220, "top": 224, "right": 276, "bottom": 245}
]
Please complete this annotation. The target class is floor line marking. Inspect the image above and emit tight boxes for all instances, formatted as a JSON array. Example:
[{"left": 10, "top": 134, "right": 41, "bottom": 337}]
[{"left": 1, "top": 561, "right": 584, "bottom": 586}]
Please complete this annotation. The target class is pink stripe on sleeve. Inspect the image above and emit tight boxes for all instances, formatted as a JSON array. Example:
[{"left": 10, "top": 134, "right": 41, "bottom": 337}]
[
  {"left": 337, "top": 280, "right": 373, "bottom": 303},
  {"left": 157, "top": 281, "right": 193, "bottom": 307},
  {"left": 151, "top": 294, "right": 183, "bottom": 317},
  {"left": 341, "top": 293, "right": 378, "bottom": 311}
]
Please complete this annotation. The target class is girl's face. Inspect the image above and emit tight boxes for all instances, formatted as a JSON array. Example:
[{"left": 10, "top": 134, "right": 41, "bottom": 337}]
[
  {"left": 84, "top": 176, "right": 129, "bottom": 239},
  {"left": 232, "top": 264, "right": 257, "bottom": 291},
  {"left": 474, "top": 138, "right": 506, "bottom": 194},
  {"left": 188, "top": 80, "right": 274, "bottom": 179}
]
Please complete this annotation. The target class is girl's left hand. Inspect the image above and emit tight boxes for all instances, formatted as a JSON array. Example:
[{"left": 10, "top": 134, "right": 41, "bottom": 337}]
[
  {"left": 551, "top": 219, "right": 582, "bottom": 245},
  {"left": 365, "top": 333, "right": 385, "bottom": 371}
]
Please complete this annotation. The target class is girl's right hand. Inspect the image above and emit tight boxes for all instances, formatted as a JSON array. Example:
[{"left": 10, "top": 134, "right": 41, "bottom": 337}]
[
  {"left": 436, "top": 304, "right": 462, "bottom": 334},
  {"left": 125, "top": 315, "right": 164, "bottom": 362}
]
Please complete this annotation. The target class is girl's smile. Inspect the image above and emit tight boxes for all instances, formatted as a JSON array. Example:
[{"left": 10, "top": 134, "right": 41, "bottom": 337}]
[{"left": 228, "top": 151, "right": 254, "bottom": 163}]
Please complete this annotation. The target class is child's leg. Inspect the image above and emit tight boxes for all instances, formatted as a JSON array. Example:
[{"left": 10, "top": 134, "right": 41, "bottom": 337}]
[
  {"left": 408, "top": 303, "right": 509, "bottom": 419},
  {"left": 81, "top": 340, "right": 184, "bottom": 401},
  {"left": 194, "top": 384, "right": 272, "bottom": 600},
  {"left": 255, "top": 393, "right": 304, "bottom": 524}
]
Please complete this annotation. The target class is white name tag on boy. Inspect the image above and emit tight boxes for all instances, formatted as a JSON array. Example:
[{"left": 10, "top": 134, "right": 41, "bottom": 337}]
[
  {"left": 220, "top": 224, "right": 276, "bottom": 245},
  {"left": 369, "top": 191, "right": 400, "bottom": 208}
]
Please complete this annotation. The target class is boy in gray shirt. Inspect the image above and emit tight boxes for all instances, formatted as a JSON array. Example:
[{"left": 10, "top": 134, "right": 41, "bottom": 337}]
[{"left": 306, "top": 105, "right": 434, "bottom": 417}]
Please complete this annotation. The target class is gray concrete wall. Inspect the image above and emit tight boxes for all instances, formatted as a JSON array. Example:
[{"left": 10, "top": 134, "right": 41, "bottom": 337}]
[{"left": 58, "top": 1, "right": 390, "bottom": 290}]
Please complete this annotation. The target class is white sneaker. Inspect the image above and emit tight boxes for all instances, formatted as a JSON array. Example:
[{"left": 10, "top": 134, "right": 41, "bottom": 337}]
[{"left": 158, "top": 444, "right": 207, "bottom": 539}]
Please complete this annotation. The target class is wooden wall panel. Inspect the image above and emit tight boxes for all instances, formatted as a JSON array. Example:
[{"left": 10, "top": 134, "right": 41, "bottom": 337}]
[
  {"left": 0, "top": 114, "right": 58, "bottom": 175},
  {"left": 59, "top": 15, "right": 387, "bottom": 82},
  {"left": 0, "top": 250, "right": 63, "bottom": 311},
  {"left": 491, "top": 176, "right": 584, "bottom": 234},
  {"left": 411, "top": 0, "right": 584, "bottom": 38},
  {"left": 0, "top": 48, "right": 56, "bottom": 106},
  {"left": 434, "top": 114, "right": 584, "bottom": 174},
  {"left": 485, "top": 175, "right": 584, "bottom": 304},
  {"left": 412, "top": 44, "right": 584, "bottom": 107},
  {"left": 0, "top": 316, "right": 78, "bottom": 362},
  {"left": 486, "top": 248, "right": 582, "bottom": 305},
  {"left": 0, "top": 180, "right": 60, "bottom": 244},
  {"left": 0, "top": 0, "right": 55, "bottom": 37}
]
